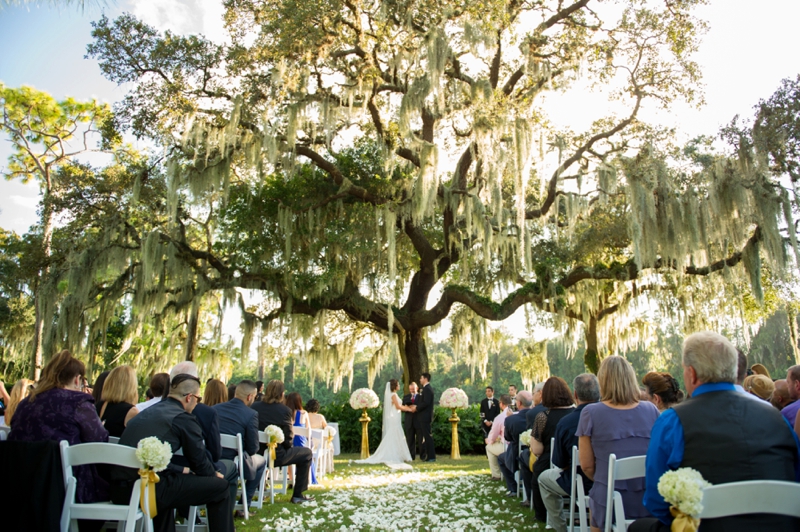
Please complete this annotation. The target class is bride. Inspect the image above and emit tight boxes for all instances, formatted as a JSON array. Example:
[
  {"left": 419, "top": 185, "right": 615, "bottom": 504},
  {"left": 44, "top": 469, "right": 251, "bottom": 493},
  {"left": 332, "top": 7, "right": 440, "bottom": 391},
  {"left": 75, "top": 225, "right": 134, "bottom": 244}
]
[{"left": 356, "top": 379, "right": 413, "bottom": 469}]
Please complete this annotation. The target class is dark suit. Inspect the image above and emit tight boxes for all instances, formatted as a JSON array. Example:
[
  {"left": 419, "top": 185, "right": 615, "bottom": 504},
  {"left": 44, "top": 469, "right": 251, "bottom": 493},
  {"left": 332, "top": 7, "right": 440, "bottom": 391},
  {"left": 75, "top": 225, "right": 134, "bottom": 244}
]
[
  {"left": 415, "top": 383, "right": 436, "bottom": 460},
  {"left": 215, "top": 398, "right": 267, "bottom": 501},
  {"left": 402, "top": 392, "right": 420, "bottom": 458},
  {"left": 251, "top": 401, "right": 312, "bottom": 498},
  {"left": 498, "top": 408, "right": 530, "bottom": 494},
  {"left": 480, "top": 397, "right": 500, "bottom": 438}
]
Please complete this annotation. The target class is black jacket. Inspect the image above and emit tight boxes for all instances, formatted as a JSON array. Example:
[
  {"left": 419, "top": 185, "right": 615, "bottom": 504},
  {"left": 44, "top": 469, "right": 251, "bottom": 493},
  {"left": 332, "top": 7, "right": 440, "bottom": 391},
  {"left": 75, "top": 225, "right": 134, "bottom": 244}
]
[
  {"left": 113, "top": 397, "right": 216, "bottom": 483},
  {"left": 480, "top": 397, "right": 500, "bottom": 423},
  {"left": 251, "top": 401, "right": 294, "bottom": 451},
  {"left": 414, "top": 383, "right": 435, "bottom": 426}
]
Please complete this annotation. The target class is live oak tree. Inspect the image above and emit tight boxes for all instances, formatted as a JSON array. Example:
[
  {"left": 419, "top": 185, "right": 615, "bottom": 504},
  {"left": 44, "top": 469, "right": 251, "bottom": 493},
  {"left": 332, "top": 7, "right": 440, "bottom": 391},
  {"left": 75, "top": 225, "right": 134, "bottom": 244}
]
[{"left": 79, "top": 0, "right": 797, "bottom": 383}]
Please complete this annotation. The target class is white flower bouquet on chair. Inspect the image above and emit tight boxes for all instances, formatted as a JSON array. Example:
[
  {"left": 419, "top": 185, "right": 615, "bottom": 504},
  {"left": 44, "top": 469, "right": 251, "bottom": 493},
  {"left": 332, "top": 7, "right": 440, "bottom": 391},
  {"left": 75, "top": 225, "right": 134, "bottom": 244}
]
[
  {"left": 657, "top": 467, "right": 711, "bottom": 532},
  {"left": 519, "top": 429, "right": 532, "bottom": 447},
  {"left": 265, "top": 424, "right": 285, "bottom": 461},
  {"left": 135, "top": 436, "right": 172, "bottom": 518},
  {"left": 350, "top": 388, "right": 380, "bottom": 458}
]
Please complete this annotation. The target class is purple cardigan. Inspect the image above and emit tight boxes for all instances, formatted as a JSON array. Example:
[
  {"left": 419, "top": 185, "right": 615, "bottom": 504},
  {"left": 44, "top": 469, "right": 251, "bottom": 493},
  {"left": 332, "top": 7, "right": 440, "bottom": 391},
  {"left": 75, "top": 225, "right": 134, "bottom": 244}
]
[{"left": 9, "top": 387, "right": 109, "bottom": 503}]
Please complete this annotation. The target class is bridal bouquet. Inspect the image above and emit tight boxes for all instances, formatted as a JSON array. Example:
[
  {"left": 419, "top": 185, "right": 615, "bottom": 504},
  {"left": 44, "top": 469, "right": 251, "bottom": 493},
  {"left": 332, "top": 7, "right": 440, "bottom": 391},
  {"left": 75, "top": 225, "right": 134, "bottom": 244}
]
[
  {"left": 264, "top": 425, "right": 285, "bottom": 461},
  {"left": 657, "top": 468, "right": 711, "bottom": 532},
  {"left": 349, "top": 388, "right": 380, "bottom": 409},
  {"left": 135, "top": 437, "right": 173, "bottom": 518},
  {"left": 439, "top": 387, "right": 469, "bottom": 409}
]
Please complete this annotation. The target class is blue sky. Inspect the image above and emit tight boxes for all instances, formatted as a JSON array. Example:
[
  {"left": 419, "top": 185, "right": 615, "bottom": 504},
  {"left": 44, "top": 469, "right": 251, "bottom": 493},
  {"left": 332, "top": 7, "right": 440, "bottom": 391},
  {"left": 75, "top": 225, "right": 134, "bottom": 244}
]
[{"left": 2, "top": 0, "right": 800, "bottom": 234}]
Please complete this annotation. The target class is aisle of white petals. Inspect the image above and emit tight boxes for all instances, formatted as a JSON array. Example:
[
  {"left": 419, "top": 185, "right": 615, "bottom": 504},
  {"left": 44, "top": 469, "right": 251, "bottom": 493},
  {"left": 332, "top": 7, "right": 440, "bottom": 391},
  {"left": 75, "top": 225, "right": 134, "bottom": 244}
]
[{"left": 260, "top": 466, "right": 526, "bottom": 531}]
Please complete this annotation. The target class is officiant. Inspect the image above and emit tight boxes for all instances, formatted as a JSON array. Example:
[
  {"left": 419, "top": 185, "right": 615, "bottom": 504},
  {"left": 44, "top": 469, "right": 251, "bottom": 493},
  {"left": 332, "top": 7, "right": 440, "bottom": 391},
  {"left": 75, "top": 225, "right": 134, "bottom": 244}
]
[
  {"left": 480, "top": 386, "right": 501, "bottom": 439},
  {"left": 402, "top": 382, "right": 419, "bottom": 458}
]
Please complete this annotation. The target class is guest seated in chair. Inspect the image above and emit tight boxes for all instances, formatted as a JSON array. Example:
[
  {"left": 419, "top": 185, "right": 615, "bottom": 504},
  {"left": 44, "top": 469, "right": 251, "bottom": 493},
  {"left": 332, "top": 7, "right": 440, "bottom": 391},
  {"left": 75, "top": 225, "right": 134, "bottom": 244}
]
[
  {"left": 306, "top": 398, "right": 327, "bottom": 429},
  {"left": 630, "top": 331, "right": 800, "bottom": 532},
  {"left": 96, "top": 365, "right": 139, "bottom": 438},
  {"left": 111, "top": 373, "right": 235, "bottom": 532},
  {"left": 538, "top": 373, "right": 599, "bottom": 532},
  {"left": 214, "top": 379, "right": 267, "bottom": 508},
  {"left": 202, "top": 378, "right": 228, "bottom": 407},
  {"left": 251, "top": 380, "right": 315, "bottom": 504},
  {"left": 577, "top": 356, "right": 659, "bottom": 532},
  {"left": 9, "top": 350, "right": 109, "bottom": 504}
]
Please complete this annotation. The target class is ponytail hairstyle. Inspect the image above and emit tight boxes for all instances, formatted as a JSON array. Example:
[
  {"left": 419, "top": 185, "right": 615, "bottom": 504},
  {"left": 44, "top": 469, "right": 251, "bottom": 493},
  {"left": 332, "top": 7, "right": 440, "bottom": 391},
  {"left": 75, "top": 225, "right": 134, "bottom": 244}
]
[{"left": 30, "top": 350, "right": 85, "bottom": 402}]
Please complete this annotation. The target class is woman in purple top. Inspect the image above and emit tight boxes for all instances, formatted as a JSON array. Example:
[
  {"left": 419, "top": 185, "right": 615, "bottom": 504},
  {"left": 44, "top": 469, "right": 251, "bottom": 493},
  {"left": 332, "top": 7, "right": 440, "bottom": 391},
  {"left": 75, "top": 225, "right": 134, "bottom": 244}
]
[
  {"left": 577, "top": 356, "right": 659, "bottom": 532},
  {"left": 9, "top": 350, "right": 109, "bottom": 503}
]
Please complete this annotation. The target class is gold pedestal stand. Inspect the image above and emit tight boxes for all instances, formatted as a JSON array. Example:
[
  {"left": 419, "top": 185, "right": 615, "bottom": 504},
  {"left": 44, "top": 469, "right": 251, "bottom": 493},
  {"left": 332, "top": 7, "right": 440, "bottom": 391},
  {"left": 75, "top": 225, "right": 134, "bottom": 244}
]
[
  {"left": 449, "top": 408, "right": 461, "bottom": 460},
  {"left": 360, "top": 408, "right": 371, "bottom": 459}
]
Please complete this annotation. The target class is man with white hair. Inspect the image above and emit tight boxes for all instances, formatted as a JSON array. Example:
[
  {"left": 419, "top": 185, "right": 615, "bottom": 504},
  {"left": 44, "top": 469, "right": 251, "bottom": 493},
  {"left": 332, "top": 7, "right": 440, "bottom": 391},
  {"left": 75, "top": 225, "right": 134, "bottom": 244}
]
[{"left": 630, "top": 331, "right": 800, "bottom": 532}]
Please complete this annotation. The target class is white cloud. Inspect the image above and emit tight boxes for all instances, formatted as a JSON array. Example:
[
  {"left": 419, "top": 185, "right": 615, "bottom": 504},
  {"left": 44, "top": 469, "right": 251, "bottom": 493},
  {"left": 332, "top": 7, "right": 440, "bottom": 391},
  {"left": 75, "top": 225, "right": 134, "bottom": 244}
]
[
  {"left": 127, "top": 0, "right": 227, "bottom": 43},
  {"left": 10, "top": 195, "right": 39, "bottom": 209}
]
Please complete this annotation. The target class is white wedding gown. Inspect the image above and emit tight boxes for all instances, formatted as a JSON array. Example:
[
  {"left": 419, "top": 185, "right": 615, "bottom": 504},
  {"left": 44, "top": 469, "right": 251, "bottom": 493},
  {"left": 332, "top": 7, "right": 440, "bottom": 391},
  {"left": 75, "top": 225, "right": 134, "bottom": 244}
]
[{"left": 355, "top": 383, "right": 413, "bottom": 469}]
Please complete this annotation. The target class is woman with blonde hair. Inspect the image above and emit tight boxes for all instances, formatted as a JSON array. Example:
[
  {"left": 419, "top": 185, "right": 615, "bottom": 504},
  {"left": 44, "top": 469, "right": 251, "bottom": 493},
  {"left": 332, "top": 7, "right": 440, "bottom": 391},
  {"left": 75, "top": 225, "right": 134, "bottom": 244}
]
[
  {"left": 577, "top": 356, "right": 659, "bottom": 532},
  {"left": 2, "top": 379, "right": 34, "bottom": 427},
  {"left": 9, "top": 350, "right": 109, "bottom": 503},
  {"left": 97, "top": 365, "right": 139, "bottom": 437},
  {"left": 202, "top": 378, "right": 228, "bottom": 407}
]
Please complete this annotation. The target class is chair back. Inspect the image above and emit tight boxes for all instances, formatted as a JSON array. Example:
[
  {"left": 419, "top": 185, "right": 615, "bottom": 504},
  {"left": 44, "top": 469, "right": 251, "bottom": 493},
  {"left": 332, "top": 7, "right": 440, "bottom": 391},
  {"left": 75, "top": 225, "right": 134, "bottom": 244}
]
[
  {"left": 0, "top": 425, "right": 10, "bottom": 439},
  {"left": 108, "top": 436, "right": 120, "bottom": 444},
  {"left": 293, "top": 426, "right": 311, "bottom": 448},
  {"left": 60, "top": 441, "right": 141, "bottom": 486},
  {"left": 550, "top": 437, "right": 556, "bottom": 468},
  {"left": 698, "top": 480, "right": 800, "bottom": 519},
  {"left": 604, "top": 454, "right": 646, "bottom": 532},
  {"left": 219, "top": 433, "right": 248, "bottom": 519}
]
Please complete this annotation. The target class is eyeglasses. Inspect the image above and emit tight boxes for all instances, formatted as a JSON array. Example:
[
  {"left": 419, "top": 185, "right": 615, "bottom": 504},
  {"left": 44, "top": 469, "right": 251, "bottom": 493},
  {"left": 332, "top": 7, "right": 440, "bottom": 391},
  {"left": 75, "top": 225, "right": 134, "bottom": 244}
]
[{"left": 183, "top": 393, "right": 202, "bottom": 402}]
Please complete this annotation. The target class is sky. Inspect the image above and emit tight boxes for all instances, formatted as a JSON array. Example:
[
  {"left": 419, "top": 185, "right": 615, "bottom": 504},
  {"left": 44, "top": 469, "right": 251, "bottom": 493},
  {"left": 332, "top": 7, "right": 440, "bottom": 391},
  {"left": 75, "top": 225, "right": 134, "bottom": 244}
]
[{"left": 1, "top": 0, "right": 799, "bottom": 349}]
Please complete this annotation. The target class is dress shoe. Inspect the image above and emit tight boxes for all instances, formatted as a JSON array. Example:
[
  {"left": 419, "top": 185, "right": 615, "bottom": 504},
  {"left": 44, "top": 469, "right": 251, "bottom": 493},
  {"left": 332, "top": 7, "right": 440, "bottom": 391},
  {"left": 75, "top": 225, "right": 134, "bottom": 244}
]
[
  {"left": 425, "top": 458, "right": 436, "bottom": 462},
  {"left": 490, "top": 476, "right": 501, "bottom": 481},
  {"left": 291, "top": 495, "right": 315, "bottom": 504}
]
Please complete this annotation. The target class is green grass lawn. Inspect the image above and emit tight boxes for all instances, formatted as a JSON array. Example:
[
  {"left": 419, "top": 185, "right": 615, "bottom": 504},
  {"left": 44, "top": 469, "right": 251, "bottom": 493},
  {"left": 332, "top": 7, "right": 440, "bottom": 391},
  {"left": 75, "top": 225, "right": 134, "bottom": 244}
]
[{"left": 230, "top": 454, "right": 548, "bottom": 531}]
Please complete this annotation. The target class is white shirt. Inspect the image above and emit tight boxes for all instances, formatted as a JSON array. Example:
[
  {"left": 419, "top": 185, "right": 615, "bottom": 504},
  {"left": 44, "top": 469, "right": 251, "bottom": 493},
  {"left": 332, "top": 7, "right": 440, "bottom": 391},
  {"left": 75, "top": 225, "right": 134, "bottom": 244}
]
[{"left": 135, "top": 396, "right": 162, "bottom": 412}]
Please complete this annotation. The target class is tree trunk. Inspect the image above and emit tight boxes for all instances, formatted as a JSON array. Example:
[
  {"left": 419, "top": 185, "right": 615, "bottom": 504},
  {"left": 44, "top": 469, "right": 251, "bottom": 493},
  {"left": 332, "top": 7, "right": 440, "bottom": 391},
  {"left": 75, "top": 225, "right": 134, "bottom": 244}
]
[
  {"left": 789, "top": 307, "right": 800, "bottom": 365},
  {"left": 403, "top": 328, "right": 429, "bottom": 389},
  {"left": 30, "top": 199, "right": 53, "bottom": 381},
  {"left": 584, "top": 315, "right": 600, "bottom": 374},
  {"left": 185, "top": 299, "right": 200, "bottom": 361}
]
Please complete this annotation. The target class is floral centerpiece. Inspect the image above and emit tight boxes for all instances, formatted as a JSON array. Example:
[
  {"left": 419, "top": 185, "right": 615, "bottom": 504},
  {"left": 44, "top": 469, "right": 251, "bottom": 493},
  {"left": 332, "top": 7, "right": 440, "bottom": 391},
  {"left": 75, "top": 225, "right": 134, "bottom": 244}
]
[
  {"left": 350, "top": 388, "right": 380, "bottom": 458},
  {"left": 657, "top": 467, "right": 711, "bottom": 532},
  {"left": 264, "top": 425, "right": 285, "bottom": 462},
  {"left": 135, "top": 436, "right": 172, "bottom": 518},
  {"left": 439, "top": 387, "right": 469, "bottom": 460}
]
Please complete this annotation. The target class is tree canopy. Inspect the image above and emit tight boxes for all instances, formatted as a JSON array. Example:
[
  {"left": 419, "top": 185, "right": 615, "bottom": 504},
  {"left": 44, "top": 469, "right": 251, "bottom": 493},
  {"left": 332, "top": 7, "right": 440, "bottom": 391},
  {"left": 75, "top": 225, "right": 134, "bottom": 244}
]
[{"left": 3, "top": 0, "right": 799, "bottom": 386}]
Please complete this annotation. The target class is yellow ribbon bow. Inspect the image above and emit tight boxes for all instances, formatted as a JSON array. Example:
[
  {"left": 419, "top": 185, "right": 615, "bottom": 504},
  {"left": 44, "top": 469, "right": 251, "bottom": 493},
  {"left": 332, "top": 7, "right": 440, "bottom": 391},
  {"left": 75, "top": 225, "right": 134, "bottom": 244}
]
[
  {"left": 268, "top": 441, "right": 278, "bottom": 462},
  {"left": 529, "top": 451, "right": 537, "bottom": 471},
  {"left": 138, "top": 468, "right": 160, "bottom": 518},
  {"left": 670, "top": 506, "right": 700, "bottom": 532}
]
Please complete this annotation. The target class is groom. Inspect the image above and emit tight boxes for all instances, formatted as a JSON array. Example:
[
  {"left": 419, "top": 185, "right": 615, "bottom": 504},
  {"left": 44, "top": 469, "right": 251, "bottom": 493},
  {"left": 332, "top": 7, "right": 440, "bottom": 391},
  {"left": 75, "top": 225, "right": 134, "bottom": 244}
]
[{"left": 413, "top": 373, "right": 436, "bottom": 462}]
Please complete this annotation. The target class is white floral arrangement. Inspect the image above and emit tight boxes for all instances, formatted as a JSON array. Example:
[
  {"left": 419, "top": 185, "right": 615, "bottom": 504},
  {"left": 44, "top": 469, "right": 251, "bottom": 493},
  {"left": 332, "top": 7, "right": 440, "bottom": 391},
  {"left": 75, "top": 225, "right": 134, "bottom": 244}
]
[
  {"left": 349, "top": 388, "right": 380, "bottom": 409},
  {"left": 439, "top": 387, "right": 469, "bottom": 409},
  {"left": 519, "top": 429, "right": 532, "bottom": 447},
  {"left": 323, "top": 425, "right": 338, "bottom": 438},
  {"left": 135, "top": 436, "right": 172, "bottom": 472},
  {"left": 658, "top": 467, "right": 711, "bottom": 527},
  {"left": 265, "top": 424, "right": 285, "bottom": 444}
]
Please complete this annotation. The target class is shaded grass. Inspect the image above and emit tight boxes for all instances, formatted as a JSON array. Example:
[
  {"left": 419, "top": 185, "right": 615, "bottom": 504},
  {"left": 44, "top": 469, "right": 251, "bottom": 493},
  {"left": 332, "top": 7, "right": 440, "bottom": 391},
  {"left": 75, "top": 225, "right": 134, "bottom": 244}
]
[{"left": 231, "top": 454, "right": 546, "bottom": 531}]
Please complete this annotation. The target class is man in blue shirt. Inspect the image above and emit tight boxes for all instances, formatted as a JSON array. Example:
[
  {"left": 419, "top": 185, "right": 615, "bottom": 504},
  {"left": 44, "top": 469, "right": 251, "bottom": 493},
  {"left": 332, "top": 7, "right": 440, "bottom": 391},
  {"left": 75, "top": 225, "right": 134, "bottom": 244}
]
[
  {"left": 630, "top": 331, "right": 800, "bottom": 532},
  {"left": 537, "top": 373, "right": 599, "bottom": 532}
]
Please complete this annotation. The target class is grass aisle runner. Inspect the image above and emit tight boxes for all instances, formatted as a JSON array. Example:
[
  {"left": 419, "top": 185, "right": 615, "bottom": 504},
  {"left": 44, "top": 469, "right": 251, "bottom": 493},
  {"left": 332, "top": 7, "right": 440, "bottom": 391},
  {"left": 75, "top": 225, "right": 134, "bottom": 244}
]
[{"left": 235, "top": 454, "right": 541, "bottom": 531}]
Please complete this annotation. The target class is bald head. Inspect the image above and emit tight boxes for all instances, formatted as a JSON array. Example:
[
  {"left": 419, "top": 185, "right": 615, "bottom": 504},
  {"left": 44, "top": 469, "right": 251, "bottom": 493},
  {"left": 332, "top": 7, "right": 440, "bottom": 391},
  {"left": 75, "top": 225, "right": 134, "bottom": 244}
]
[
  {"left": 771, "top": 378, "right": 792, "bottom": 409},
  {"left": 516, "top": 390, "right": 533, "bottom": 409}
]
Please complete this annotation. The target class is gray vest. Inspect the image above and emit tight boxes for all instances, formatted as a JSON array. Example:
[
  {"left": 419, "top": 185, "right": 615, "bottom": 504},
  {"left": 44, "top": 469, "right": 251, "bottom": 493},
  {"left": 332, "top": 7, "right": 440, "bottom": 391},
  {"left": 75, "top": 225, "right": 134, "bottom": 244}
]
[{"left": 673, "top": 389, "right": 798, "bottom": 532}]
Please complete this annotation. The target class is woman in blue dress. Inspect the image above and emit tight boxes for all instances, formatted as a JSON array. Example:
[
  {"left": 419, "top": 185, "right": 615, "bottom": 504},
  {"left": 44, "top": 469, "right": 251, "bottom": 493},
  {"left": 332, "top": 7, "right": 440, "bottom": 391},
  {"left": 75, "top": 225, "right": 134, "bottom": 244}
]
[{"left": 286, "top": 391, "right": 317, "bottom": 485}]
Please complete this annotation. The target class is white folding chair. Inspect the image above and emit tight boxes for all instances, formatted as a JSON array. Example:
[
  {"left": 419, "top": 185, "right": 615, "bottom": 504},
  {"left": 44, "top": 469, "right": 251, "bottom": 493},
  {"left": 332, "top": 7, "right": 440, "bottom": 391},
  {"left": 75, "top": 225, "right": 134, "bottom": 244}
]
[
  {"left": 0, "top": 425, "right": 11, "bottom": 440},
  {"left": 699, "top": 479, "right": 800, "bottom": 519},
  {"left": 604, "top": 454, "right": 646, "bottom": 532},
  {"left": 257, "top": 430, "right": 288, "bottom": 505},
  {"left": 59, "top": 441, "right": 153, "bottom": 532},
  {"left": 516, "top": 438, "right": 525, "bottom": 500},
  {"left": 323, "top": 426, "right": 336, "bottom": 473},
  {"left": 570, "top": 445, "right": 590, "bottom": 532},
  {"left": 219, "top": 433, "right": 248, "bottom": 520},
  {"left": 108, "top": 436, "right": 120, "bottom": 444},
  {"left": 310, "top": 428, "right": 327, "bottom": 479}
]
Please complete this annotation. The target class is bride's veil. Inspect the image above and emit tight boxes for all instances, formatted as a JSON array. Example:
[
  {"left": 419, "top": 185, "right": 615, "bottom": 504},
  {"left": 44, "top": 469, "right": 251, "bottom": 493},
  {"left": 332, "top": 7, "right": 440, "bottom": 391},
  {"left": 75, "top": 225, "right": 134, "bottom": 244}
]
[{"left": 382, "top": 382, "right": 396, "bottom": 438}]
